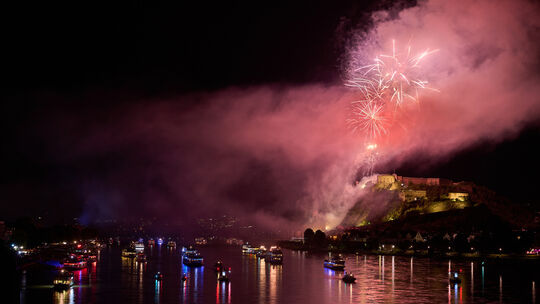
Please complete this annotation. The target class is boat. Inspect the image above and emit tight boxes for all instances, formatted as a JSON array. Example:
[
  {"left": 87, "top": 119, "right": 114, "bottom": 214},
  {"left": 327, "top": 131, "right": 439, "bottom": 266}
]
[
  {"left": 122, "top": 248, "right": 137, "bottom": 258},
  {"left": 133, "top": 241, "right": 145, "bottom": 253},
  {"left": 342, "top": 272, "right": 356, "bottom": 283},
  {"left": 449, "top": 272, "right": 462, "bottom": 284},
  {"left": 217, "top": 268, "right": 231, "bottom": 282},
  {"left": 136, "top": 253, "right": 147, "bottom": 262},
  {"left": 266, "top": 246, "right": 283, "bottom": 264},
  {"left": 181, "top": 273, "right": 188, "bottom": 281},
  {"left": 255, "top": 246, "right": 267, "bottom": 258},
  {"left": 167, "top": 241, "right": 177, "bottom": 248},
  {"left": 324, "top": 255, "right": 345, "bottom": 270},
  {"left": 241, "top": 243, "right": 258, "bottom": 254},
  {"left": 214, "top": 261, "right": 224, "bottom": 272},
  {"left": 53, "top": 269, "right": 74, "bottom": 290},
  {"left": 63, "top": 257, "right": 87, "bottom": 270},
  {"left": 154, "top": 272, "right": 163, "bottom": 281},
  {"left": 148, "top": 239, "right": 156, "bottom": 246},
  {"left": 182, "top": 247, "right": 204, "bottom": 267},
  {"left": 85, "top": 253, "right": 97, "bottom": 262}
]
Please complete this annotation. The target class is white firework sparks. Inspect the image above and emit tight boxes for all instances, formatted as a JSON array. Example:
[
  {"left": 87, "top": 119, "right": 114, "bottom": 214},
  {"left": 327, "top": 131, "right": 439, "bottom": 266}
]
[
  {"left": 347, "top": 101, "right": 388, "bottom": 140},
  {"left": 348, "top": 40, "right": 438, "bottom": 108}
]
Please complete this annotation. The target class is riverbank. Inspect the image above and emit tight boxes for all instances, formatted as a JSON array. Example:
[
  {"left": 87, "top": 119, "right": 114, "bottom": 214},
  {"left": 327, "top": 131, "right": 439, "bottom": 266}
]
[{"left": 278, "top": 240, "right": 540, "bottom": 260}]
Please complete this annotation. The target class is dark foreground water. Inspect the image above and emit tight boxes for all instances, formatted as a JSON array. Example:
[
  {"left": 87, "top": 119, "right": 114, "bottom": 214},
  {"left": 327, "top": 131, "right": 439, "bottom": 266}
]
[{"left": 20, "top": 246, "right": 539, "bottom": 303}]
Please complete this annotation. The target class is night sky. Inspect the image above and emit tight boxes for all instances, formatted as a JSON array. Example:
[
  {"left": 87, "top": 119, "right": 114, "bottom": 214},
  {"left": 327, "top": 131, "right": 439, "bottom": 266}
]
[{"left": 2, "top": 1, "right": 540, "bottom": 226}]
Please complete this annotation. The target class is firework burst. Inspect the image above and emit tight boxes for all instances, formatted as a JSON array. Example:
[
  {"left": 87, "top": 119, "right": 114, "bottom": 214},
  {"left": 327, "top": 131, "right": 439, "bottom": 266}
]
[
  {"left": 347, "top": 101, "right": 388, "bottom": 140},
  {"left": 346, "top": 40, "right": 437, "bottom": 177},
  {"left": 346, "top": 40, "right": 437, "bottom": 140}
]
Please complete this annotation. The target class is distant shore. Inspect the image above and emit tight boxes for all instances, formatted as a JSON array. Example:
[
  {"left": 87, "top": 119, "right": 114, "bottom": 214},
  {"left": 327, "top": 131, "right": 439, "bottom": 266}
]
[{"left": 278, "top": 240, "right": 540, "bottom": 260}]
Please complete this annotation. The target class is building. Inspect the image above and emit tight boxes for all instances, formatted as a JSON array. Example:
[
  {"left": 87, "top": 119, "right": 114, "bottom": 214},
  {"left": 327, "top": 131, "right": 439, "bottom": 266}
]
[
  {"left": 376, "top": 174, "right": 399, "bottom": 190},
  {"left": 396, "top": 175, "right": 452, "bottom": 186},
  {"left": 400, "top": 190, "right": 427, "bottom": 202},
  {"left": 447, "top": 192, "right": 469, "bottom": 201}
]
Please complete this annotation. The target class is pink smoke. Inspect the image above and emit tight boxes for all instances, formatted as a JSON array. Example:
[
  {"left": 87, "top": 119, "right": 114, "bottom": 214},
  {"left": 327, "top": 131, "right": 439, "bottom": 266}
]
[{"left": 43, "top": 0, "right": 540, "bottom": 233}]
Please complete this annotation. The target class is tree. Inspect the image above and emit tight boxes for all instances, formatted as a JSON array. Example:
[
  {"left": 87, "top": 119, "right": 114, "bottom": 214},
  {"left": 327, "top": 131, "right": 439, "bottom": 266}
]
[
  {"left": 304, "top": 228, "right": 315, "bottom": 245},
  {"left": 314, "top": 229, "right": 327, "bottom": 248}
]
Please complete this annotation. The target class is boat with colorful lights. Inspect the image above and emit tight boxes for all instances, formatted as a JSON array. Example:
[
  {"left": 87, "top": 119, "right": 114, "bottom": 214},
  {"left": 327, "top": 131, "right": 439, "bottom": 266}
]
[
  {"left": 266, "top": 246, "right": 283, "bottom": 264},
  {"left": 182, "top": 246, "right": 204, "bottom": 267},
  {"left": 53, "top": 269, "right": 74, "bottom": 289},
  {"left": 323, "top": 255, "right": 345, "bottom": 270}
]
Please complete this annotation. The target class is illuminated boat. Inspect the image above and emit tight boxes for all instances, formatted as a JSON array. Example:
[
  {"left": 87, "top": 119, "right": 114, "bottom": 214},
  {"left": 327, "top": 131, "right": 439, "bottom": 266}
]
[
  {"left": 167, "top": 241, "right": 177, "bottom": 248},
  {"left": 241, "top": 243, "right": 258, "bottom": 254},
  {"left": 214, "top": 261, "right": 224, "bottom": 272},
  {"left": 53, "top": 269, "right": 74, "bottom": 289},
  {"left": 255, "top": 246, "right": 267, "bottom": 258},
  {"left": 136, "top": 253, "right": 147, "bottom": 262},
  {"left": 63, "top": 256, "right": 87, "bottom": 270},
  {"left": 154, "top": 272, "right": 163, "bottom": 281},
  {"left": 342, "top": 272, "right": 356, "bottom": 283},
  {"left": 148, "top": 239, "right": 156, "bottom": 246},
  {"left": 323, "top": 255, "right": 345, "bottom": 270},
  {"left": 133, "top": 241, "right": 145, "bottom": 252},
  {"left": 182, "top": 247, "right": 204, "bottom": 267},
  {"left": 449, "top": 272, "right": 462, "bottom": 284},
  {"left": 266, "top": 246, "right": 283, "bottom": 264},
  {"left": 122, "top": 248, "right": 137, "bottom": 258},
  {"left": 217, "top": 268, "right": 231, "bottom": 282},
  {"left": 85, "top": 251, "right": 97, "bottom": 262}
]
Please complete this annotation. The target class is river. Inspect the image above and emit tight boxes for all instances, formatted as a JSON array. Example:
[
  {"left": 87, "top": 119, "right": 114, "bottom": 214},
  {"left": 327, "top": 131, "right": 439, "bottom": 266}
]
[{"left": 20, "top": 245, "right": 538, "bottom": 303}]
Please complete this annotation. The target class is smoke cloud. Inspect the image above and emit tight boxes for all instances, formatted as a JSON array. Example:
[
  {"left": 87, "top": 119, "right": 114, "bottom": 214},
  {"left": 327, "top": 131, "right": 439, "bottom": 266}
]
[{"left": 41, "top": 0, "right": 540, "bottom": 233}]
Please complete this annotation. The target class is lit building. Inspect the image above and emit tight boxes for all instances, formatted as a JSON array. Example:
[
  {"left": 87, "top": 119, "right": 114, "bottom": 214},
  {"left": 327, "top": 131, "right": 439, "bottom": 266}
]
[
  {"left": 447, "top": 192, "right": 469, "bottom": 201},
  {"left": 395, "top": 175, "right": 452, "bottom": 186},
  {"left": 399, "top": 190, "right": 427, "bottom": 202}
]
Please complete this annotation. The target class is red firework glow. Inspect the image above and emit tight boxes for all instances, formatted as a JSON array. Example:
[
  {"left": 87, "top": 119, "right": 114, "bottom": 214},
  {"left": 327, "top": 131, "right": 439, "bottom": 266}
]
[{"left": 346, "top": 40, "right": 438, "bottom": 142}]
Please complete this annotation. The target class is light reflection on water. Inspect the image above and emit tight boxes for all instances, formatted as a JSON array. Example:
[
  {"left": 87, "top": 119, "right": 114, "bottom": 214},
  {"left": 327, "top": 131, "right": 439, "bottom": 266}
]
[{"left": 19, "top": 247, "right": 539, "bottom": 304}]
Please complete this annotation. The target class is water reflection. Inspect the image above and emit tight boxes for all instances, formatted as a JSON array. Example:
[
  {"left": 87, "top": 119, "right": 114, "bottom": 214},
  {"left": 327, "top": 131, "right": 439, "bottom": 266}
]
[
  {"left": 268, "top": 264, "right": 281, "bottom": 304},
  {"left": 53, "top": 288, "right": 74, "bottom": 304},
  {"left": 154, "top": 280, "right": 162, "bottom": 304},
  {"left": 216, "top": 281, "right": 231, "bottom": 304},
  {"left": 533, "top": 281, "right": 536, "bottom": 304},
  {"left": 21, "top": 247, "right": 540, "bottom": 304}
]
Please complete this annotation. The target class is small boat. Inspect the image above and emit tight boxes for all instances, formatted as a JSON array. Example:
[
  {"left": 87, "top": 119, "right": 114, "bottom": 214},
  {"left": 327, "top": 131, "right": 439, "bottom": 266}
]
[
  {"left": 154, "top": 272, "right": 163, "bottom": 281},
  {"left": 167, "top": 241, "right": 177, "bottom": 248},
  {"left": 63, "top": 257, "right": 87, "bottom": 270},
  {"left": 324, "top": 255, "right": 345, "bottom": 271},
  {"left": 214, "top": 261, "right": 224, "bottom": 272},
  {"left": 342, "top": 272, "right": 356, "bottom": 283},
  {"left": 182, "top": 247, "right": 204, "bottom": 267},
  {"left": 217, "top": 268, "right": 231, "bottom": 282},
  {"left": 241, "top": 243, "right": 258, "bottom": 254},
  {"left": 449, "top": 272, "right": 462, "bottom": 284},
  {"left": 181, "top": 273, "right": 188, "bottom": 281},
  {"left": 53, "top": 269, "right": 74, "bottom": 290},
  {"left": 122, "top": 248, "right": 137, "bottom": 258},
  {"left": 266, "top": 246, "right": 283, "bottom": 265},
  {"left": 85, "top": 254, "right": 97, "bottom": 262},
  {"left": 133, "top": 241, "right": 145, "bottom": 252},
  {"left": 136, "top": 253, "right": 147, "bottom": 262},
  {"left": 255, "top": 246, "right": 267, "bottom": 258},
  {"left": 148, "top": 239, "right": 156, "bottom": 246}
]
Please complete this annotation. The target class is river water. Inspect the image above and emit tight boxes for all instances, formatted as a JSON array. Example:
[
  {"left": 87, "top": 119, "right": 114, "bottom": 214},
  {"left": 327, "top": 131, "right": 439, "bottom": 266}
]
[{"left": 20, "top": 245, "right": 538, "bottom": 303}]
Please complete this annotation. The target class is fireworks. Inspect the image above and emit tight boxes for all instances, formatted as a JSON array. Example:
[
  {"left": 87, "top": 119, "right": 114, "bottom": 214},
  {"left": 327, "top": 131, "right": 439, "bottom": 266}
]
[
  {"left": 347, "top": 40, "right": 437, "bottom": 140},
  {"left": 346, "top": 101, "right": 388, "bottom": 139},
  {"left": 347, "top": 40, "right": 437, "bottom": 177}
]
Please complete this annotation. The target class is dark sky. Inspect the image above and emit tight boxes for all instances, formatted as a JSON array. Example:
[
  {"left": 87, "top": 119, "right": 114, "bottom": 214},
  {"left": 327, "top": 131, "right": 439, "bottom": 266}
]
[{"left": 1, "top": 1, "right": 539, "bottom": 225}]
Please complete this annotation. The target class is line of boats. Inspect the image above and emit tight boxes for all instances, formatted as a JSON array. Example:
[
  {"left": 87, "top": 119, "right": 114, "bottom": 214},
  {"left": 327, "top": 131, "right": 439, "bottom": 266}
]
[{"left": 241, "top": 244, "right": 283, "bottom": 264}]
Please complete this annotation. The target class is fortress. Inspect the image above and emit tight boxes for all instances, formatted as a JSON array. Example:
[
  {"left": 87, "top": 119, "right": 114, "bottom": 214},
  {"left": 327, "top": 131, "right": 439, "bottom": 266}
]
[{"left": 375, "top": 173, "right": 469, "bottom": 203}]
